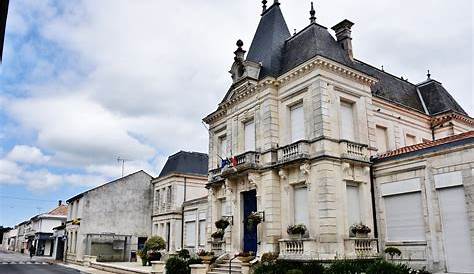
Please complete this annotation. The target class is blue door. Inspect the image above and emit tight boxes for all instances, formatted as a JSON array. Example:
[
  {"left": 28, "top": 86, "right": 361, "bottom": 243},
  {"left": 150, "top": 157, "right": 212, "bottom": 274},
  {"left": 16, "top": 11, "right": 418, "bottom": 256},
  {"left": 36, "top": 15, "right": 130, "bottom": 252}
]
[{"left": 243, "top": 190, "right": 257, "bottom": 253}]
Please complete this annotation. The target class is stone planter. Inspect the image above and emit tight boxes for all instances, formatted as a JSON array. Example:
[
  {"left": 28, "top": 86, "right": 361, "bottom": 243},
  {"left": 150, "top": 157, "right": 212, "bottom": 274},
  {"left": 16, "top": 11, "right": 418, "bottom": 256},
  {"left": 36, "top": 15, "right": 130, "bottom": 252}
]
[
  {"left": 199, "top": 255, "right": 214, "bottom": 263},
  {"left": 151, "top": 261, "right": 165, "bottom": 274},
  {"left": 237, "top": 256, "right": 255, "bottom": 263},
  {"left": 355, "top": 232, "right": 369, "bottom": 238},
  {"left": 288, "top": 233, "right": 304, "bottom": 240}
]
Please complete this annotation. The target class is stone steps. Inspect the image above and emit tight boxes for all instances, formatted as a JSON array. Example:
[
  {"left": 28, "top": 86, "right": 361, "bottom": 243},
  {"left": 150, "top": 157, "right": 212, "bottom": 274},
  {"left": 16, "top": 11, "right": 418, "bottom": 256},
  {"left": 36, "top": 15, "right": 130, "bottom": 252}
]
[{"left": 208, "top": 260, "right": 242, "bottom": 274}]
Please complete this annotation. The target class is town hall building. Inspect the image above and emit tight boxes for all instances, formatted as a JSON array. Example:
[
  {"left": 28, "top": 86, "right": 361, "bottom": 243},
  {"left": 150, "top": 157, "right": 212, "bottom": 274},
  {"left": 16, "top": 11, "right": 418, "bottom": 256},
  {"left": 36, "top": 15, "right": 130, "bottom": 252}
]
[{"left": 203, "top": 1, "right": 473, "bottom": 272}]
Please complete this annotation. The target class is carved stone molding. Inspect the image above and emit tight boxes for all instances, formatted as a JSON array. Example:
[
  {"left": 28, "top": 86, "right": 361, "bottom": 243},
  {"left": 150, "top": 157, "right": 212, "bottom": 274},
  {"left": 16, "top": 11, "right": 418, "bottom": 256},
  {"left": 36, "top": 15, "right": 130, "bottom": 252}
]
[
  {"left": 278, "top": 169, "right": 288, "bottom": 180},
  {"left": 342, "top": 162, "right": 354, "bottom": 181},
  {"left": 300, "top": 163, "right": 312, "bottom": 189}
]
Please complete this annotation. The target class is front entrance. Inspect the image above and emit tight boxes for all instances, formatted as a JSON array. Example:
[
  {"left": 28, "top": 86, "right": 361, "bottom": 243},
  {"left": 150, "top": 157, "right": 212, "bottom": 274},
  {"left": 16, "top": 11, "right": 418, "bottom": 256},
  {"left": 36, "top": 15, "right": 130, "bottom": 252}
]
[{"left": 243, "top": 190, "right": 257, "bottom": 253}]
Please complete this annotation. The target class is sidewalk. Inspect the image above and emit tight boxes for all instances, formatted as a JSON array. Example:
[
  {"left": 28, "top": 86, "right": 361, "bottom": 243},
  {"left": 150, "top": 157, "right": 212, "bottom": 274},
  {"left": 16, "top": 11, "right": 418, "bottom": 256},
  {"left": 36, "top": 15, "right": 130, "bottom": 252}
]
[{"left": 58, "top": 262, "right": 116, "bottom": 274}]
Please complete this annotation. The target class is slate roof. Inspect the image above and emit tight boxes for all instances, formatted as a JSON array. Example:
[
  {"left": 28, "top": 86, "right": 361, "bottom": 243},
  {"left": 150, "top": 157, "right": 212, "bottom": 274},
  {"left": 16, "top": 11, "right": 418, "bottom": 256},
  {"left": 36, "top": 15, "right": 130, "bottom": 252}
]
[
  {"left": 417, "top": 79, "right": 467, "bottom": 115},
  {"left": 158, "top": 151, "right": 208, "bottom": 178},
  {"left": 242, "top": 2, "right": 469, "bottom": 117},
  {"left": 374, "top": 130, "right": 474, "bottom": 161},
  {"left": 246, "top": 2, "right": 290, "bottom": 79}
]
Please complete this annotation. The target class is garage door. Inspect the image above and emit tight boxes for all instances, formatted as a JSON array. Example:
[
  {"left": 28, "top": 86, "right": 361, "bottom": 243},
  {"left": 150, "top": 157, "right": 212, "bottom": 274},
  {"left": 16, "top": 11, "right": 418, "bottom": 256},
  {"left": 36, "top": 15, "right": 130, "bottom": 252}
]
[{"left": 438, "top": 187, "right": 474, "bottom": 273}]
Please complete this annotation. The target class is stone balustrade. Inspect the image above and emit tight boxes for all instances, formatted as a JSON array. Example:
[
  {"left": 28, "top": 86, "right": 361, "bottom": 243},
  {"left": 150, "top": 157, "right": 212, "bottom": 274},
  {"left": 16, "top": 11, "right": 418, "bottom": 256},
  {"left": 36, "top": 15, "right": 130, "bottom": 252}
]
[
  {"left": 278, "top": 238, "right": 319, "bottom": 260},
  {"left": 343, "top": 238, "right": 379, "bottom": 259},
  {"left": 340, "top": 140, "right": 369, "bottom": 162},
  {"left": 277, "top": 141, "right": 310, "bottom": 164}
]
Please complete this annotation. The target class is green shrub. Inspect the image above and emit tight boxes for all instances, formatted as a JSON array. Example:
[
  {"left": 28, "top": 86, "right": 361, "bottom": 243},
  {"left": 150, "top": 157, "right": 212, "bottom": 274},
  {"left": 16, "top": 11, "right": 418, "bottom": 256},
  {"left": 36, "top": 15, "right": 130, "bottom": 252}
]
[
  {"left": 366, "top": 260, "right": 409, "bottom": 274},
  {"left": 260, "top": 252, "right": 279, "bottom": 263},
  {"left": 187, "top": 257, "right": 203, "bottom": 265},
  {"left": 253, "top": 260, "right": 324, "bottom": 274},
  {"left": 178, "top": 249, "right": 190, "bottom": 259},
  {"left": 144, "top": 236, "right": 166, "bottom": 252},
  {"left": 384, "top": 247, "right": 402, "bottom": 260},
  {"left": 165, "top": 257, "right": 189, "bottom": 274},
  {"left": 287, "top": 270, "right": 304, "bottom": 274},
  {"left": 327, "top": 259, "right": 369, "bottom": 274}
]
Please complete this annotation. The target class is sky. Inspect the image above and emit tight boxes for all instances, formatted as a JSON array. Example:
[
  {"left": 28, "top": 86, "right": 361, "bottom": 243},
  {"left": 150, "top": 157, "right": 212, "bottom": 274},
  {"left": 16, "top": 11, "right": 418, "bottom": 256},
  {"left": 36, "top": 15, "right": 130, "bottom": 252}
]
[{"left": 0, "top": 0, "right": 472, "bottom": 227}]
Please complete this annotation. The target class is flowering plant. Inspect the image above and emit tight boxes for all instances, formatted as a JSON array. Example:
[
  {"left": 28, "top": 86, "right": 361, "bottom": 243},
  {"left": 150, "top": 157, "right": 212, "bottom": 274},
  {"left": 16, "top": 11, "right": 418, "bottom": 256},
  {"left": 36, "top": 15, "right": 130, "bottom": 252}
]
[
  {"left": 196, "top": 249, "right": 214, "bottom": 257},
  {"left": 236, "top": 251, "right": 254, "bottom": 257},
  {"left": 287, "top": 224, "right": 307, "bottom": 235},
  {"left": 211, "top": 230, "right": 225, "bottom": 239},
  {"left": 350, "top": 223, "right": 371, "bottom": 234},
  {"left": 246, "top": 212, "right": 263, "bottom": 230},
  {"left": 215, "top": 218, "right": 230, "bottom": 230}
]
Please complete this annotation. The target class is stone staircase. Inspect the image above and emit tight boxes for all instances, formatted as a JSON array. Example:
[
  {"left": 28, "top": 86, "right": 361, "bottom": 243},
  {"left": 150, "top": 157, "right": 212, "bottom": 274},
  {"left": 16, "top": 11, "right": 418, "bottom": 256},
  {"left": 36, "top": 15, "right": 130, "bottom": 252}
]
[{"left": 207, "top": 259, "right": 242, "bottom": 274}]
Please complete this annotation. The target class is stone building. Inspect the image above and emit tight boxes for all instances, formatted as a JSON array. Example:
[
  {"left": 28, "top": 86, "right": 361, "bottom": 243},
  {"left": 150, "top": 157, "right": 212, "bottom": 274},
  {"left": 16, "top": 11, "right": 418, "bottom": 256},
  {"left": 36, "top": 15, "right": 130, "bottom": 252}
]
[
  {"left": 203, "top": 0, "right": 473, "bottom": 264},
  {"left": 373, "top": 131, "right": 474, "bottom": 273},
  {"left": 29, "top": 203, "right": 67, "bottom": 256},
  {"left": 65, "top": 170, "right": 153, "bottom": 264},
  {"left": 151, "top": 151, "right": 208, "bottom": 252}
]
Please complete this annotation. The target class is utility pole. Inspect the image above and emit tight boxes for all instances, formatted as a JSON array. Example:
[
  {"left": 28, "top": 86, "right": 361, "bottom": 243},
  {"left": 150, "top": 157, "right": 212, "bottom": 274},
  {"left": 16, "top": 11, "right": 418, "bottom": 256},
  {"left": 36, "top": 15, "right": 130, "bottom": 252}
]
[{"left": 117, "top": 157, "right": 130, "bottom": 178}]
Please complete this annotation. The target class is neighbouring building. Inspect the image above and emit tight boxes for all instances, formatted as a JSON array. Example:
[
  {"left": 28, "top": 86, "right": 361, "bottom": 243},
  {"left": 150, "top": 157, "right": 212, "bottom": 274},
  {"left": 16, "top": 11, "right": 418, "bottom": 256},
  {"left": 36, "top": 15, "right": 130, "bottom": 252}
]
[
  {"left": 52, "top": 224, "right": 66, "bottom": 260},
  {"left": 65, "top": 170, "right": 153, "bottom": 264},
  {"left": 29, "top": 202, "right": 67, "bottom": 256},
  {"left": 373, "top": 131, "right": 474, "bottom": 273},
  {"left": 151, "top": 151, "right": 208, "bottom": 253},
  {"left": 203, "top": 0, "right": 473, "bottom": 268}
]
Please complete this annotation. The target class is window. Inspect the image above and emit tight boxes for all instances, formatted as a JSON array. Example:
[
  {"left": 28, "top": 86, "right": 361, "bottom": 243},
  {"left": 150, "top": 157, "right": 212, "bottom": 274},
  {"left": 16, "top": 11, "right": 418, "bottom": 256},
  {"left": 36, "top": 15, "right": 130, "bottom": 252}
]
[
  {"left": 376, "top": 126, "right": 389, "bottom": 153},
  {"left": 405, "top": 134, "right": 416, "bottom": 146},
  {"left": 167, "top": 186, "right": 172, "bottom": 205},
  {"left": 220, "top": 199, "right": 229, "bottom": 217},
  {"left": 153, "top": 224, "right": 159, "bottom": 235},
  {"left": 294, "top": 186, "right": 308, "bottom": 225},
  {"left": 384, "top": 192, "right": 425, "bottom": 241},
  {"left": 244, "top": 120, "right": 255, "bottom": 151},
  {"left": 290, "top": 104, "right": 304, "bottom": 142},
  {"left": 185, "top": 221, "right": 196, "bottom": 247},
  {"left": 155, "top": 189, "right": 160, "bottom": 209},
  {"left": 340, "top": 101, "right": 355, "bottom": 141},
  {"left": 199, "top": 220, "right": 206, "bottom": 246},
  {"left": 346, "top": 184, "right": 361, "bottom": 227},
  {"left": 219, "top": 136, "right": 227, "bottom": 158}
]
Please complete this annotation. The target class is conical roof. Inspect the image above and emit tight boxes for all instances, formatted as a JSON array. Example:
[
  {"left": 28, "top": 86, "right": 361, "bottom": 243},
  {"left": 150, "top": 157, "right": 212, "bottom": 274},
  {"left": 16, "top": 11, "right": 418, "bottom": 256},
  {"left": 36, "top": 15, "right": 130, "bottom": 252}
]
[{"left": 246, "top": 3, "right": 291, "bottom": 79}]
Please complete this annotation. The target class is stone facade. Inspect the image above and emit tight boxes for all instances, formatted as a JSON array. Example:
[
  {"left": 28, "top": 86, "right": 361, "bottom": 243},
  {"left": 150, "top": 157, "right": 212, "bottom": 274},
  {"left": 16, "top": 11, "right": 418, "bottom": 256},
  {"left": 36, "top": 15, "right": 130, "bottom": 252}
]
[{"left": 373, "top": 139, "right": 474, "bottom": 273}]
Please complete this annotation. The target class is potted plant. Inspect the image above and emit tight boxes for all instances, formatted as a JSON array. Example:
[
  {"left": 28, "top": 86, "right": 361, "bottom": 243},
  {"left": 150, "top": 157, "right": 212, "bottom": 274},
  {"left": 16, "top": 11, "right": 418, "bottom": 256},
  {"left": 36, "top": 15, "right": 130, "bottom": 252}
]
[
  {"left": 246, "top": 212, "right": 262, "bottom": 231},
  {"left": 236, "top": 251, "right": 255, "bottom": 263},
  {"left": 350, "top": 223, "right": 371, "bottom": 238},
  {"left": 287, "top": 224, "right": 307, "bottom": 238},
  {"left": 144, "top": 236, "right": 166, "bottom": 264},
  {"left": 211, "top": 230, "right": 225, "bottom": 241},
  {"left": 384, "top": 246, "right": 401, "bottom": 260},
  {"left": 137, "top": 248, "right": 148, "bottom": 266},
  {"left": 197, "top": 249, "right": 215, "bottom": 263},
  {"left": 215, "top": 218, "right": 230, "bottom": 230}
]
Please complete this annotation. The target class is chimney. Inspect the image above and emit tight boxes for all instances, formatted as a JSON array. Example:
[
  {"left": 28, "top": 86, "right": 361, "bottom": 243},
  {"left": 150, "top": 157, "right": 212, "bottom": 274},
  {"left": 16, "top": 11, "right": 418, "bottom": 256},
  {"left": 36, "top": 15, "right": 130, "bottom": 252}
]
[
  {"left": 331, "top": 19, "right": 354, "bottom": 60},
  {"left": 58, "top": 200, "right": 62, "bottom": 206}
]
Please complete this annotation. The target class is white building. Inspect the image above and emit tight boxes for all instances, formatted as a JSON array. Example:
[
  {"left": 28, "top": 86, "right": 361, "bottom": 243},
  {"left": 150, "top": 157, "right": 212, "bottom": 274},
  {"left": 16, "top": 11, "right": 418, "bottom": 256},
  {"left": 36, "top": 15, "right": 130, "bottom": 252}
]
[
  {"left": 65, "top": 170, "right": 153, "bottom": 264},
  {"left": 151, "top": 151, "right": 208, "bottom": 253},
  {"left": 203, "top": 0, "right": 473, "bottom": 268},
  {"left": 373, "top": 132, "right": 474, "bottom": 273},
  {"left": 29, "top": 203, "right": 67, "bottom": 256}
]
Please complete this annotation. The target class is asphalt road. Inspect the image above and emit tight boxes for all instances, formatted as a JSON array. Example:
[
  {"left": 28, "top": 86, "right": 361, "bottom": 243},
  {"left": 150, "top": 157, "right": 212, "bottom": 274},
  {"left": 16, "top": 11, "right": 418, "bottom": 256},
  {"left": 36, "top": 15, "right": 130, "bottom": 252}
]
[
  {"left": 0, "top": 250, "right": 82, "bottom": 274},
  {"left": 0, "top": 264, "right": 83, "bottom": 274}
]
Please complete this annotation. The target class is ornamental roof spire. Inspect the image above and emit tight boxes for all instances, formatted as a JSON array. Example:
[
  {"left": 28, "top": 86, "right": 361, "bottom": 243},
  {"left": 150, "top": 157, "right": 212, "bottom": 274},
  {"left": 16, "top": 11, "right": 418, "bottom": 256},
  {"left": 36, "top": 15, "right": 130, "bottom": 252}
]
[
  {"left": 427, "top": 69, "right": 431, "bottom": 79},
  {"left": 262, "top": 0, "right": 267, "bottom": 13},
  {"left": 309, "top": 2, "right": 316, "bottom": 23}
]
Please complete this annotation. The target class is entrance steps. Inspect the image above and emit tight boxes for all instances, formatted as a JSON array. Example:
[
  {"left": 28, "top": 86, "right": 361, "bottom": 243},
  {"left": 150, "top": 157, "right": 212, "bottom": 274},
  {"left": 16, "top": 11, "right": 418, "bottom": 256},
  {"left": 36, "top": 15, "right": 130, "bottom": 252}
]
[{"left": 208, "top": 259, "right": 242, "bottom": 274}]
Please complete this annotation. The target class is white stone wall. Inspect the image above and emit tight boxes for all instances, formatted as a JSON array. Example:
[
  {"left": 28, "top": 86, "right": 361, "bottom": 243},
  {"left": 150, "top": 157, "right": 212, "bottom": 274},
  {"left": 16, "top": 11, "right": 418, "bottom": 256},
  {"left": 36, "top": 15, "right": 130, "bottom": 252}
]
[{"left": 373, "top": 143, "right": 474, "bottom": 272}]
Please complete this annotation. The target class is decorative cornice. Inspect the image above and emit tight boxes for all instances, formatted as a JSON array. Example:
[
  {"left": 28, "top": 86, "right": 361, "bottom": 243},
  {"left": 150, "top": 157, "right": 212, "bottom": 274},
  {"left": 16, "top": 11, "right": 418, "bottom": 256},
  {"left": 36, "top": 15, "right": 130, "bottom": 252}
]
[
  {"left": 431, "top": 111, "right": 474, "bottom": 128},
  {"left": 204, "top": 56, "right": 378, "bottom": 124}
]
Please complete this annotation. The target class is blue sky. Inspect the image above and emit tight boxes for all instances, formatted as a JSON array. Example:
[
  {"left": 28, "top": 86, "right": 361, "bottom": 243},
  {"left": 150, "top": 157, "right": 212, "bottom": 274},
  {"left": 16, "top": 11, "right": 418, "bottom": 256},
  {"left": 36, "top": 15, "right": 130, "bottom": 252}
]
[{"left": 0, "top": 0, "right": 472, "bottom": 227}]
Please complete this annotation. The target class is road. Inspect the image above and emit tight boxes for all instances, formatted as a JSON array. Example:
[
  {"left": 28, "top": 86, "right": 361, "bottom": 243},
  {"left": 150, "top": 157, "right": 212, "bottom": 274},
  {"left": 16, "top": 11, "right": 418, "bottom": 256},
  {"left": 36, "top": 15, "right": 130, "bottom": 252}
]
[{"left": 0, "top": 250, "right": 82, "bottom": 274}]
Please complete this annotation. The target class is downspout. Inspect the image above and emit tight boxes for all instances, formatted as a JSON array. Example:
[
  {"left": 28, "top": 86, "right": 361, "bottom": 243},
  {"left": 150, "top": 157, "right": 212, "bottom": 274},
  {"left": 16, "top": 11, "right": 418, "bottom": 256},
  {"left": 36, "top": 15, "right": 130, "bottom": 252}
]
[
  {"left": 369, "top": 163, "right": 378, "bottom": 241},
  {"left": 181, "top": 177, "right": 187, "bottom": 249}
]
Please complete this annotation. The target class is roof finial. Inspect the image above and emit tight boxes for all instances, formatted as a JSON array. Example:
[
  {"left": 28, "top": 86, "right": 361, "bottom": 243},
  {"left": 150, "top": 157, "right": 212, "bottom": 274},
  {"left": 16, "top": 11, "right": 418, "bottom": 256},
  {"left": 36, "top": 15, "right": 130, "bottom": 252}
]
[
  {"left": 309, "top": 2, "right": 316, "bottom": 23},
  {"left": 427, "top": 69, "right": 431, "bottom": 79},
  {"left": 262, "top": 0, "right": 267, "bottom": 13},
  {"left": 274, "top": 0, "right": 280, "bottom": 5}
]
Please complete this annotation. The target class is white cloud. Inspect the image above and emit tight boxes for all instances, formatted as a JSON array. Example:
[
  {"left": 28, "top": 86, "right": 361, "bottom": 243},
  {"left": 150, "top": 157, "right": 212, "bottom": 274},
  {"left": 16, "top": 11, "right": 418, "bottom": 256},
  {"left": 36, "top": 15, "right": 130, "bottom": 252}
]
[
  {"left": 0, "top": 159, "right": 22, "bottom": 184},
  {"left": 7, "top": 145, "right": 51, "bottom": 165}
]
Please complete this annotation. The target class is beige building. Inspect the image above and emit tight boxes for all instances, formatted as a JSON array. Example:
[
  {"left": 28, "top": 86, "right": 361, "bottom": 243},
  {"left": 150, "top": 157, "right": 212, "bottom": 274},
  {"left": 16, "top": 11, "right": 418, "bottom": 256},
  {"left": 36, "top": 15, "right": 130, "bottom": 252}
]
[
  {"left": 151, "top": 151, "right": 208, "bottom": 252},
  {"left": 373, "top": 132, "right": 474, "bottom": 273},
  {"left": 203, "top": 0, "right": 473, "bottom": 265}
]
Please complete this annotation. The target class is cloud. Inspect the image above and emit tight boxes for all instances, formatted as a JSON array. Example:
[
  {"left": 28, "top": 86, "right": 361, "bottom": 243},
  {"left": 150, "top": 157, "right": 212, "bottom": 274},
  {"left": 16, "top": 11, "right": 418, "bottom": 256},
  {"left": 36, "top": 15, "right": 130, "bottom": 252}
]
[{"left": 7, "top": 145, "right": 51, "bottom": 164}]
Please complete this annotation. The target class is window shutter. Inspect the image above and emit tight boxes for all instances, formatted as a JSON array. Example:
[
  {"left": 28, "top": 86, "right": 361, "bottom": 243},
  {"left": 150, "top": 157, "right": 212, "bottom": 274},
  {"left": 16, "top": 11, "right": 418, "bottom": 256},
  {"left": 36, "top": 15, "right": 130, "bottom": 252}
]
[
  {"left": 384, "top": 192, "right": 425, "bottom": 241},
  {"left": 294, "top": 187, "right": 308, "bottom": 225},
  {"left": 199, "top": 220, "right": 206, "bottom": 246},
  {"left": 244, "top": 121, "right": 255, "bottom": 151},
  {"left": 185, "top": 221, "right": 196, "bottom": 247},
  {"left": 220, "top": 136, "right": 227, "bottom": 158},
  {"left": 290, "top": 105, "right": 304, "bottom": 142},
  {"left": 346, "top": 184, "right": 361, "bottom": 226},
  {"left": 340, "top": 101, "right": 355, "bottom": 141},
  {"left": 376, "top": 126, "right": 389, "bottom": 153}
]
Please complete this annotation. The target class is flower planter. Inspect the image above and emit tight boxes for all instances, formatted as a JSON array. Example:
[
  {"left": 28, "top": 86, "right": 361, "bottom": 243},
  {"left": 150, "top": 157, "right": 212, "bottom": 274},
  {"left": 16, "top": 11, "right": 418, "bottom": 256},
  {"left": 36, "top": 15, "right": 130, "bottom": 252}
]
[
  {"left": 199, "top": 255, "right": 214, "bottom": 263},
  {"left": 355, "top": 232, "right": 369, "bottom": 238},
  {"left": 237, "top": 256, "right": 255, "bottom": 263}
]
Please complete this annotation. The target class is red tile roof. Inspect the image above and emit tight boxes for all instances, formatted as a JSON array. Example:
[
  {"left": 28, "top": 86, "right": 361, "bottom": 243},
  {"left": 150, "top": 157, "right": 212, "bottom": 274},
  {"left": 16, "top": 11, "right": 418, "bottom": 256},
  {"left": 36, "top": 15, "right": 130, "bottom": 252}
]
[
  {"left": 376, "top": 131, "right": 474, "bottom": 160},
  {"left": 48, "top": 204, "right": 68, "bottom": 216}
]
